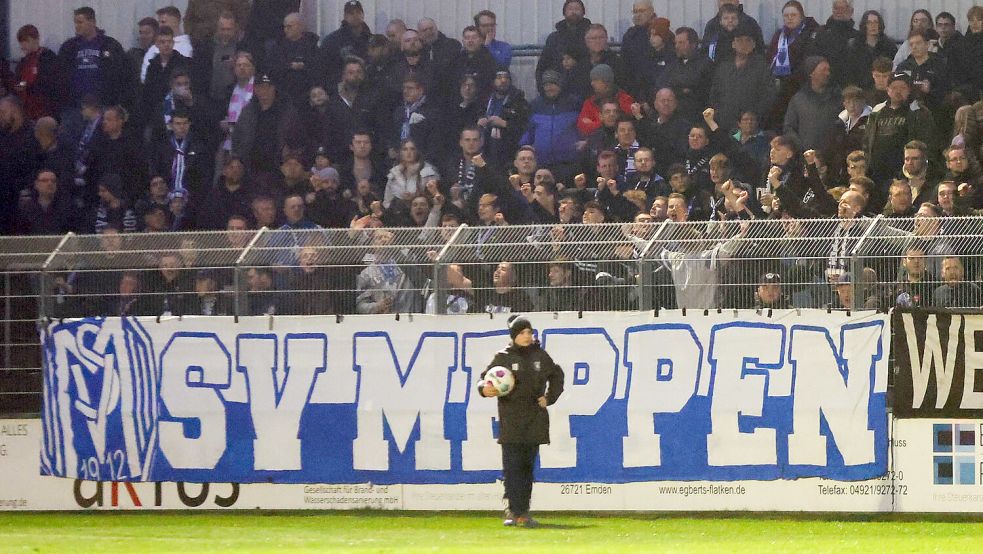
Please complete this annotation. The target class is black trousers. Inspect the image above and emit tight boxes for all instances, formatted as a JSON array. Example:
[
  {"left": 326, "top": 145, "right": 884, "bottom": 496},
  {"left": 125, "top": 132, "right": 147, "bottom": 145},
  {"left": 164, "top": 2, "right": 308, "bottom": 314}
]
[{"left": 502, "top": 442, "right": 539, "bottom": 516}]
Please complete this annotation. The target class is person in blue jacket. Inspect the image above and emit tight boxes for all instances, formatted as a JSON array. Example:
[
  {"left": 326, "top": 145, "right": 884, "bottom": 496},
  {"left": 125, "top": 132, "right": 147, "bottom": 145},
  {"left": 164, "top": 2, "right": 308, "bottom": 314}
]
[{"left": 520, "top": 70, "right": 582, "bottom": 185}]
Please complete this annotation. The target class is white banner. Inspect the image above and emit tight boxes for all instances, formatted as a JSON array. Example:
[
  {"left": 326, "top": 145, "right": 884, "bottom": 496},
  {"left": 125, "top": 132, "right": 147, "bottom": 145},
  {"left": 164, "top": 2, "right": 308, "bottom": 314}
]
[
  {"left": 2, "top": 418, "right": 898, "bottom": 512},
  {"left": 40, "top": 311, "right": 890, "bottom": 485}
]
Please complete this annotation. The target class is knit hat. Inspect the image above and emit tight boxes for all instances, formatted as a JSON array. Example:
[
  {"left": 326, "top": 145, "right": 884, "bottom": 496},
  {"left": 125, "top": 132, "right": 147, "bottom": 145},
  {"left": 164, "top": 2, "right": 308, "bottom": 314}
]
[
  {"left": 801, "top": 55, "right": 827, "bottom": 78},
  {"left": 508, "top": 314, "right": 533, "bottom": 340},
  {"left": 541, "top": 69, "right": 562, "bottom": 87},
  {"left": 589, "top": 64, "right": 614, "bottom": 85},
  {"left": 314, "top": 166, "right": 340, "bottom": 181},
  {"left": 98, "top": 173, "right": 124, "bottom": 200},
  {"left": 563, "top": 0, "right": 586, "bottom": 16}
]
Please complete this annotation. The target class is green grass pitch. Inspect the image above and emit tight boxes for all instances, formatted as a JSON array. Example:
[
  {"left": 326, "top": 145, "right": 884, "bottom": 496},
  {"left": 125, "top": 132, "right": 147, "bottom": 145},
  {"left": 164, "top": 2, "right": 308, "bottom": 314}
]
[{"left": 1, "top": 511, "right": 981, "bottom": 552}]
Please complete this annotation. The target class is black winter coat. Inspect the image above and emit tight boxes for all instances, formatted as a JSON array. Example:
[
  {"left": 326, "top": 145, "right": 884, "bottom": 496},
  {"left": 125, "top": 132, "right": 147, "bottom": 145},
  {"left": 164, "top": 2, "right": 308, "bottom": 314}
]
[{"left": 480, "top": 342, "right": 564, "bottom": 444}]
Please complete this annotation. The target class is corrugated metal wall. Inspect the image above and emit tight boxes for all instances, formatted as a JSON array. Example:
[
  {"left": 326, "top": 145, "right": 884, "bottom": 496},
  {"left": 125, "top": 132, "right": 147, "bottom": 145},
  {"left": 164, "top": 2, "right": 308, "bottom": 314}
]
[{"left": 8, "top": 0, "right": 982, "bottom": 96}]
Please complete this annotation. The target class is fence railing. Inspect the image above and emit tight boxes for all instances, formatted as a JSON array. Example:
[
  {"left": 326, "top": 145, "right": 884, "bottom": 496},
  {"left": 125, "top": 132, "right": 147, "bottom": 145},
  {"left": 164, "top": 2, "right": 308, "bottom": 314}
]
[{"left": 3, "top": 215, "right": 983, "bottom": 415}]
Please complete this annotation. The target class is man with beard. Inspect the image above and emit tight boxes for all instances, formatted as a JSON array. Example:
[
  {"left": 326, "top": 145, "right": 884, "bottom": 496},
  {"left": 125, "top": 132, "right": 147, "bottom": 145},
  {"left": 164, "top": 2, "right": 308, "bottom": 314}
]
[
  {"left": 479, "top": 71, "right": 530, "bottom": 168},
  {"left": 308, "top": 166, "right": 358, "bottom": 228},
  {"left": 324, "top": 57, "right": 379, "bottom": 165},
  {"left": 389, "top": 29, "right": 435, "bottom": 101},
  {"left": 862, "top": 72, "right": 939, "bottom": 187},
  {"left": 628, "top": 147, "right": 669, "bottom": 206},
  {"left": 536, "top": 0, "right": 591, "bottom": 91},
  {"left": 319, "top": 0, "right": 371, "bottom": 88}
]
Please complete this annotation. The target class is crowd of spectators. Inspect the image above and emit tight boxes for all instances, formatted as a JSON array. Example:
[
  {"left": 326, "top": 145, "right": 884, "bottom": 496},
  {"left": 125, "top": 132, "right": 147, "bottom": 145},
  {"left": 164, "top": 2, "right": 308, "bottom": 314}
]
[{"left": 5, "top": 0, "right": 983, "bottom": 316}]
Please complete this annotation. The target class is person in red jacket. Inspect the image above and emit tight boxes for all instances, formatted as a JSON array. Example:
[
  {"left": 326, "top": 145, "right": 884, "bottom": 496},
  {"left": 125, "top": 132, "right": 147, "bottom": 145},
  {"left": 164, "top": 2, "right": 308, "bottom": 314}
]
[{"left": 577, "top": 64, "right": 634, "bottom": 136}]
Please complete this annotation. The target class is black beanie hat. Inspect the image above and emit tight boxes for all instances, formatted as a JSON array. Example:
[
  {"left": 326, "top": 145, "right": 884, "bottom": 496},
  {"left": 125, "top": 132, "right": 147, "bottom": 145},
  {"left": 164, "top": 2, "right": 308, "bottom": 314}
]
[
  {"left": 563, "top": 0, "right": 586, "bottom": 16},
  {"left": 508, "top": 314, "right": 533, "bottom": 340}
]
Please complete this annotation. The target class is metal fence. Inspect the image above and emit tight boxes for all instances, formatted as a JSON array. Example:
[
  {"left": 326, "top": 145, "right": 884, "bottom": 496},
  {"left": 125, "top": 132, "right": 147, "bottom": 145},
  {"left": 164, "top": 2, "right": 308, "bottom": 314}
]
[{"left": 3, "top": 215, "right": 983, "bottom": 415}]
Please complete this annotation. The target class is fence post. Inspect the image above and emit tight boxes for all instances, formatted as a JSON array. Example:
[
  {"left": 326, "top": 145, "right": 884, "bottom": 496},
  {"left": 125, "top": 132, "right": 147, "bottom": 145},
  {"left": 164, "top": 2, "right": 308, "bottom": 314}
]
[
  {"left": 849, "top": 215, "right": 884, "bottom": 311},
  {"left": 38, "top": 232, "right": 74, "bottom": 321},
  {"left": 638, "top": 220, "right": 671, "bottom": 311},
  {"left": 432, "top": 224, "right": 468, "bottom": 315},
  {"left": 233, "top": 227, "right": 267, "bottom": 318}
]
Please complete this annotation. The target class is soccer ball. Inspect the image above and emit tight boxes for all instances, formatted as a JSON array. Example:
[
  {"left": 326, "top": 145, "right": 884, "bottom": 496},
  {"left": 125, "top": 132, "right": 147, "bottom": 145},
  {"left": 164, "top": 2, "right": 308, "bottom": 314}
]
[{"left": 484, "top": 366, "right": 515, "bottom": 396}]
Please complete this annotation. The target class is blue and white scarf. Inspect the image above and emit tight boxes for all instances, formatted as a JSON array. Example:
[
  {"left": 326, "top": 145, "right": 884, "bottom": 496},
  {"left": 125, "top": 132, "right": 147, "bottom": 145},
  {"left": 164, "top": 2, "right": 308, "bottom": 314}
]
[
  {"left": 772, "top": 22, "right": 805, "bottom": 77},
  {"left": 400, "top": 96, "right": 427, "bottom": 140},
  {"left": 170, "top": 134, "right": 190, "bottom": 192}
]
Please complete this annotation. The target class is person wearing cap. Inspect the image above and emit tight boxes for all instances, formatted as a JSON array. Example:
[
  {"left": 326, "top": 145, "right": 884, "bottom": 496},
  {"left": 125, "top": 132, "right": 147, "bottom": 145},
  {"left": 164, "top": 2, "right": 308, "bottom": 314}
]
[
  {"left": 536, "top": 0, "right": 592, "bottom": 91},
  {"left": 168, "top": 189, "right": 195, "bottom": 230},
  {"left": 709, "top": 25, "right": 775, "bottom": 133},
  {"left": 232, "top": 71, "right": 305, "bottom": 178},
  {"left": 318, "top": 0, "right": 372, "bottom": 89},
  {"left": 521, "top": 69, "right": 582, "bottom": 183},
  {"left": 308, "top": 166, "right": 358, "bottom": 228},
  {"left": 782, "top": 56, "right": 842, "bottom": 153},
  {"left": 862, "top": 71, "right": 939, "bottom": 187},
  {"left": 576, "top": 63, "right": 634, "bottom": 137},
  {"left": 755, "top": 272, "right": 791, "bottom": 309},
  {"left": 478, "top": 70, "right": 531, "bottom": 168},
  {"left": 479, "top": 314, "right": 564, "bottom": 528}
]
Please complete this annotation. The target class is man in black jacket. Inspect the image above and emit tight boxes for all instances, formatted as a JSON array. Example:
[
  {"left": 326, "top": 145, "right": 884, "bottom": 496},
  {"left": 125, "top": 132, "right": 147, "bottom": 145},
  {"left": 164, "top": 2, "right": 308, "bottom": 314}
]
[
  {"left": 57, "top": 6, "right": 131, "bottom": 107},
  {"left": 702, "top": 1, "right": 765, "bottom": 55},
  {"left": 809, "top": 0, "right": 860, "bottom": 88},
  {"left": 536, "top": 0, "right": 591, "bottom": 91},
  {"left": 318, "top": 0, "right": 372, "bottom": 89},
  {"left": 479, "top": 315, "right": 564, "bottom": 528},
  {"left": 266, "top": 13, "right": 320, "bottom": 108}
]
